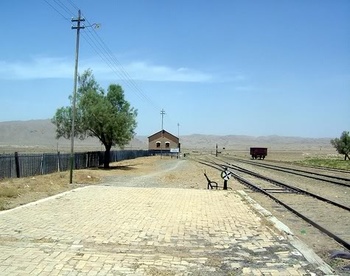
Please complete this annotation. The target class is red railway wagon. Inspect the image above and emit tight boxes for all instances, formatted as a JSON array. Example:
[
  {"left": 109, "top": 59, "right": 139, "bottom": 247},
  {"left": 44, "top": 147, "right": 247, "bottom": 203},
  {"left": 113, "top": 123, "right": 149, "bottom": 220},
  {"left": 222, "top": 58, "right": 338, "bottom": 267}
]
[{"left": 250, "top": 147, "right": 267, "bottom": 159}]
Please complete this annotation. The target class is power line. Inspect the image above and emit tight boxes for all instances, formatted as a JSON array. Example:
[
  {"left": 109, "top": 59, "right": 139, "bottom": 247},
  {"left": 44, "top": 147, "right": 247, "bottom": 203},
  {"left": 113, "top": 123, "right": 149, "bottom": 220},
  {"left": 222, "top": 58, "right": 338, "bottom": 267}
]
[
  {"left": 44, "top": 0, "right": 161, "bottom": 109},
  {"left": 43, "top": 0, "right": 70, "bottom": 21},
  {"left": 66, "top": 0, "right": 79, "bottom": 11},
  {"left": 53, "top": 0, "right": 76, "bottom": 17},
  {"left": 82, "top": 23, "right": 159, "bottom": 109},
  {"left": 43, "top": 0, "right": 177, "bottom": 127}
]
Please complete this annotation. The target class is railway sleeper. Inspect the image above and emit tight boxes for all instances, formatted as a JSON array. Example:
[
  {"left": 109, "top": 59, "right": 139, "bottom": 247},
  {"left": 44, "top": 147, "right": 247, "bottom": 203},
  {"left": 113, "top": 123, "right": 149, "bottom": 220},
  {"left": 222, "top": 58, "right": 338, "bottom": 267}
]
[{"left": 263, "top": 188, "right": 296, "bottom": 193}]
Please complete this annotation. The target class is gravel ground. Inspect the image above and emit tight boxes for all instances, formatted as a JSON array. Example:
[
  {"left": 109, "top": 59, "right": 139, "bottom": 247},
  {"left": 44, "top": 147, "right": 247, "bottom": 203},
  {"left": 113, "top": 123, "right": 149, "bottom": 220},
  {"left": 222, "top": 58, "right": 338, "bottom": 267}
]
[{"left": 102, "top": 156, "right": 220, "bottom": 189}]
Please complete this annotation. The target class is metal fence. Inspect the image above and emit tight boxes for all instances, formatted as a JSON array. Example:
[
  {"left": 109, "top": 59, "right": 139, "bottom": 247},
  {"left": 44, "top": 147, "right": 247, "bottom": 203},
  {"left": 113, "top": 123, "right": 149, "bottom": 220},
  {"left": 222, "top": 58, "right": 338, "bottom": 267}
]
[{"left": 0, "top": 150, "right": 149, "bottom": 179}]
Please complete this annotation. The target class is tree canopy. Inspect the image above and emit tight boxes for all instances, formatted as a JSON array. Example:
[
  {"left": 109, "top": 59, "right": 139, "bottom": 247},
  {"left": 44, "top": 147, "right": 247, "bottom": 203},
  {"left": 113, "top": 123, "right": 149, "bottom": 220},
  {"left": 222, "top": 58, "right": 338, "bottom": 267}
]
[
  {"left": 330, "top": 131, "right": 350, "bottom": 161},
  {"left": 52, "top": 69, "right": 137, "bottom": 168}
]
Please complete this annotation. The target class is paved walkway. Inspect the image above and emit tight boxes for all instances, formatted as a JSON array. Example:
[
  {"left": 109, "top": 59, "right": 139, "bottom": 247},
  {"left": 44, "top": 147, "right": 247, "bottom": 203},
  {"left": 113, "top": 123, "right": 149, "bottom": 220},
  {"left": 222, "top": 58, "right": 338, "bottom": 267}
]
[{"left": 0, "top": 160, "right": 335, "bottom": 275}]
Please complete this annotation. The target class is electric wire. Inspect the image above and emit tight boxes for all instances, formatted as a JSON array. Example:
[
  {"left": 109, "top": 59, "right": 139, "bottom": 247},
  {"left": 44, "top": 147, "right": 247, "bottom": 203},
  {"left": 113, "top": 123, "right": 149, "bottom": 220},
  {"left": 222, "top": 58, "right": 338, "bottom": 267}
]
[
  {"left": 43, "top": 0, "right": 70, "bottom": 21},
  {"left": 43, "top": 0, "right": 177, "bottom": 130},
  {"left": 66, "top": 0, "right": 79, "bottom": 11},
  {"left": 45, "top": 0, "right": 161, "bottom": 110},
  {"left": 65, "top": 1, "right": 161, "bottom": 110},
  {"left": 53, "top": 0, "right": 76, "bottom": 18},
  {"left": 83, "top": 18, "right": 159, "bottom": 108}
]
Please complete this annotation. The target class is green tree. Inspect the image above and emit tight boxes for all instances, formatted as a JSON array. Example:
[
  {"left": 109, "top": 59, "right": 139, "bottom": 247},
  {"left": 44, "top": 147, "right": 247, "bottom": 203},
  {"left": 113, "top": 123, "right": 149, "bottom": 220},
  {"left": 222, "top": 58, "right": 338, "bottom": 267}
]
[
  {"left": 52, "top": 69, "right": 137, "bottom": 168},
  {"left": 330, "top": 131, "right": 350, "bottom": 160}
]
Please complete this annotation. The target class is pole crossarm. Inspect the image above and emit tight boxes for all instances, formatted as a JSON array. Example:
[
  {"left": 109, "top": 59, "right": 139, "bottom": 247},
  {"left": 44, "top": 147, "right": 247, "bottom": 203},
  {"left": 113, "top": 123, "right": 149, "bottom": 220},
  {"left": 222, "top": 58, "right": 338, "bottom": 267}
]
[{"left": 71, "top": 13, "right": 85, "bottom": 28}]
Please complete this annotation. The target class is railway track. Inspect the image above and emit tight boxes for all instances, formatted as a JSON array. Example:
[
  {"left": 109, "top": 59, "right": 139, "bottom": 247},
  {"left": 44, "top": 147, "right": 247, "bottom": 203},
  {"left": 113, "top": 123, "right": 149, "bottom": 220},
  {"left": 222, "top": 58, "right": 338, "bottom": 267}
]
[
  {"left": 220, "top": 157, "right": 350, "bottom": 209},
  {"left": 262, "top": 159, "right": 350, "bottom": 175},
  {"left": 196, "top": 156, "right": 350, "bottom": 252},
  {"left": 227, "top": 157, "right": 350, "bottom": 188}
]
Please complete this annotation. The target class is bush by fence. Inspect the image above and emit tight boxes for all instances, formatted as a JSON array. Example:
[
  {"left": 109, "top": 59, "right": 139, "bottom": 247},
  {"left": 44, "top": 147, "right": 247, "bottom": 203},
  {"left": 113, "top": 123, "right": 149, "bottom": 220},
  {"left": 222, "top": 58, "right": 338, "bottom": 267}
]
[{"left": 0, "top": 150, "right": 150, "bottom": 179}]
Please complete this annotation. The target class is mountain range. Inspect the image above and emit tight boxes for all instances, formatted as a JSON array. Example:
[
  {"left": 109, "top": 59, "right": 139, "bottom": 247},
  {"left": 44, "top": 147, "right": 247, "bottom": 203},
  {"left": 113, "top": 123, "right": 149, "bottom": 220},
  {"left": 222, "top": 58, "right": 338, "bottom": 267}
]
[{"left": 0, "top": 119, "right": 333, "bottom": 153}]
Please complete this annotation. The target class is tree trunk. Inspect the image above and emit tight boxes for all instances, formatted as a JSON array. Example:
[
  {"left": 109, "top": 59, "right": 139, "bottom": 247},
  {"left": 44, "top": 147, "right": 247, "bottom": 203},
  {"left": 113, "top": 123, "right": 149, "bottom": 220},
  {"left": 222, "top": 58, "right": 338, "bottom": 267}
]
[{"left": 104, "top": 145, "right": 112, "bottom": 168}]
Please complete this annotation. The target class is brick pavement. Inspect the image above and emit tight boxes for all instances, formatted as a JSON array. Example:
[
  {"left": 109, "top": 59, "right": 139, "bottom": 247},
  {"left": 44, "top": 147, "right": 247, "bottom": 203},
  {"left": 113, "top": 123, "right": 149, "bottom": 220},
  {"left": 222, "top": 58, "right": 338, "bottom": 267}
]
[{"left": 0, "top": 162, "right": 335, "bottom": 275}]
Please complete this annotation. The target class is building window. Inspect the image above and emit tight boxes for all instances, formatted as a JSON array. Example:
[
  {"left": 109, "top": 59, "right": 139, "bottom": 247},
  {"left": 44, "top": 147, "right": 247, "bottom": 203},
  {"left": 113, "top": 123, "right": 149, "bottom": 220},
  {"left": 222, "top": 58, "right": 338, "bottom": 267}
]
[
  {"left": 156, "top": 141, "right": 161, "bottom": 148},
  {"left": 165, "top": 142, "right": 170, "bottom": 148}
]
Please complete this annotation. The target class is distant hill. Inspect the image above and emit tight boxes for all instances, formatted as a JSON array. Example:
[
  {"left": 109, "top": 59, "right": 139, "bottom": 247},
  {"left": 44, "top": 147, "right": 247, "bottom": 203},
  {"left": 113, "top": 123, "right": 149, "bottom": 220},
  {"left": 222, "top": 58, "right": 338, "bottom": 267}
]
[
  {"left": 0, "top": 119, "right": 146, "bottom": 153},
  {"left": 0, "top": 119, "right": 333, "bottom": 153},
  {"left": 178, "top": 134, "right": 332, "bottom": 151}
]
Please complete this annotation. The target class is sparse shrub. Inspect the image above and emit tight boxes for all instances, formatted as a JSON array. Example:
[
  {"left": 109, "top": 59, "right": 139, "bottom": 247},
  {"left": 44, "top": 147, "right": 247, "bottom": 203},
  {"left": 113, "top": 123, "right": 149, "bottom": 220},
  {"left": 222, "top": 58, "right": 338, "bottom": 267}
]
[
  {"left": 0, "top": 186, "right": 18, "bottom": 198},
  {"left": 296, "top": 158, "right": 350, "bottom": 170},
  {"left": 0, "top": 198, "right": 7, "bottom": 210}
]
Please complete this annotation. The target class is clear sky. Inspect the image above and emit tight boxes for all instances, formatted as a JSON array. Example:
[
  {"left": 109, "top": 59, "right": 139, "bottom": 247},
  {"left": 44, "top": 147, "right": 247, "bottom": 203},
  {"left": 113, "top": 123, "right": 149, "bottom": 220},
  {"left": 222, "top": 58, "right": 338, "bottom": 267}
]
[{"left": 1, "top": 0, "right": 349, "bottom": 138}]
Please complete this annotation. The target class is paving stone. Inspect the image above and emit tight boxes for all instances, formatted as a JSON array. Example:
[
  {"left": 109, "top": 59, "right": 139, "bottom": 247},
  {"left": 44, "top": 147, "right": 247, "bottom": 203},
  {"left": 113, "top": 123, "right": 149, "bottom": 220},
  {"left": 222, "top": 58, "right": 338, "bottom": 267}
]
[{"left": 0, "top": 162, "right": 335, "bottom": 275}]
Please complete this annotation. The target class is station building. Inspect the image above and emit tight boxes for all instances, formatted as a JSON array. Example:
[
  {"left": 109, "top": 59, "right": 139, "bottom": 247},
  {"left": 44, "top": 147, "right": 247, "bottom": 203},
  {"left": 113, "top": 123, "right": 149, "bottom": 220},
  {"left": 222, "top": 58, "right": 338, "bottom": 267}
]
[{"left": 148, "top": 130, "right": 180, "bottom": 155}]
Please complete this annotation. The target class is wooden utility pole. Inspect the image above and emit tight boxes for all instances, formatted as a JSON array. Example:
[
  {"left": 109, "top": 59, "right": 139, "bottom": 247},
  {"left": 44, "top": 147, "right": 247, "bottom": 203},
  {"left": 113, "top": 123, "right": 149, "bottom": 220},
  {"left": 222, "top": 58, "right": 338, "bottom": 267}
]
[
  {"left": 160, "top": 109, "right": 165, "bottom": 130},
  {"left": 69, "top": 10, "right": 85, "bottom": 184},
  {"left": 160, "top": 109, "right": 165, "bottom": 158}
]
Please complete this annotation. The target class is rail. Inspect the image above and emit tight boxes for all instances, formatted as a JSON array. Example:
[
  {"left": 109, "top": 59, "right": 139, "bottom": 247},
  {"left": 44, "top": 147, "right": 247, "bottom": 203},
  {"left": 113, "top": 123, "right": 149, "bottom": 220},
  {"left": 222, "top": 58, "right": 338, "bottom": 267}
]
[{"left": 195, "top": 157, "right": 350, "bottom": 251}]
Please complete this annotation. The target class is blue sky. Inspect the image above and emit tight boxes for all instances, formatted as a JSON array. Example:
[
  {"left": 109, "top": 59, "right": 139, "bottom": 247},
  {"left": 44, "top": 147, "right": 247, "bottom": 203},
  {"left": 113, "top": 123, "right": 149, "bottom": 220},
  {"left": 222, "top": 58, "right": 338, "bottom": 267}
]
[{"left": 1, "top": 1, "right": 349, "bottom": 138}]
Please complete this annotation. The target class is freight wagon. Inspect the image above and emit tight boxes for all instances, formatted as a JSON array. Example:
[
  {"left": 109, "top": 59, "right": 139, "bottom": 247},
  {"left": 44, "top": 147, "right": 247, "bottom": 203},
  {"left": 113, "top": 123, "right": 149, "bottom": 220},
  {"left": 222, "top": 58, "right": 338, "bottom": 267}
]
[{"left": 250, "top": 147, "right": 267, "bottom": 159}]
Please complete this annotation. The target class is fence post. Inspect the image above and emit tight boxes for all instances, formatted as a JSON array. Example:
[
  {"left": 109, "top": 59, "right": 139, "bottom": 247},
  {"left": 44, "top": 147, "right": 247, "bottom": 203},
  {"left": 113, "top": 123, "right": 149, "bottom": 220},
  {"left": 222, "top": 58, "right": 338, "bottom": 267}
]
[
  {"left": 57, "top": 151, "right": 61, "bottom": 172},
  {"left": 40, "top": 154, "right": 44, "bottom": 175},
  {"left": 14, "top": 152, "right": 20, "bottom": 178}
]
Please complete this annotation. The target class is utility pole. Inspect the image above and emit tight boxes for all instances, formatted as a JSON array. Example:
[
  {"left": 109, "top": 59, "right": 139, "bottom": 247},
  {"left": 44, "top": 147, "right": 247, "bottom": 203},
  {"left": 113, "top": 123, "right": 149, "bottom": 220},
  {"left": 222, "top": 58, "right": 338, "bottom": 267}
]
[
  {"left": 160, "top": 109, "right": 165, "bottom": 159},
  {"left": 160, "top": 109, "right": 165, "bottom": 130},
  {"left": 69, "top": 10, "right": 85, "bottom": 184},
  {"left": 177, "top": 123, "right": 180, "bottom": 158}
]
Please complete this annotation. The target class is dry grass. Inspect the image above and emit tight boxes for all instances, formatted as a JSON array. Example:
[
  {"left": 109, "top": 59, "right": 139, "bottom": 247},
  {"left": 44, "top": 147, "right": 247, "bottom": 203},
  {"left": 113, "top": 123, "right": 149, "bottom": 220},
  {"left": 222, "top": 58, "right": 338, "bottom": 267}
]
[
  {"left": 1, "top": 151, "right": 347, "bottom": 211},
  {"left": 0, "top": 156, "right": 166, "bottom": 211},
  {"left": 0, "top": 171, "right": 98, "bottom": 210}
]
